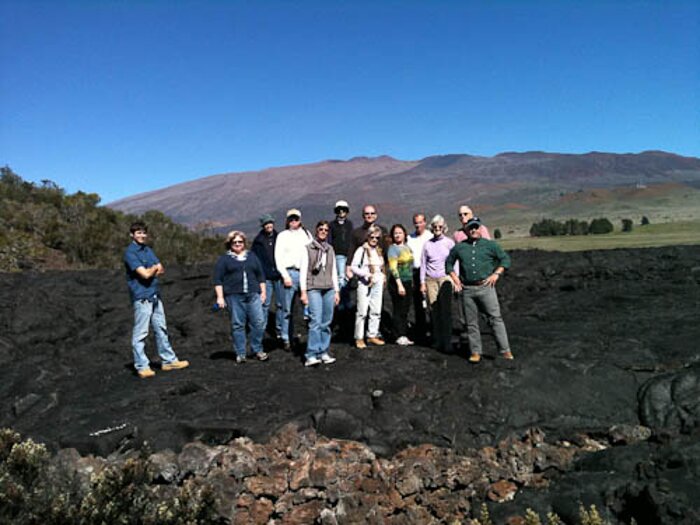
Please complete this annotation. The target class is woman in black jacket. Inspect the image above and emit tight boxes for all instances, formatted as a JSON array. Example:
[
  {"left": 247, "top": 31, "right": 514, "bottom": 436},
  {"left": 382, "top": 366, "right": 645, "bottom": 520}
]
[{"left": 214, "top": 231, "right": 269, "bottom": 364}]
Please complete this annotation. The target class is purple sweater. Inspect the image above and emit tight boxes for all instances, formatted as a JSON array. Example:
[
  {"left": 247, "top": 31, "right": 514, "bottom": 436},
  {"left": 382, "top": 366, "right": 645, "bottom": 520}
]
[{"left": 420, "top": 235, "right": 456, "bottom": 282}]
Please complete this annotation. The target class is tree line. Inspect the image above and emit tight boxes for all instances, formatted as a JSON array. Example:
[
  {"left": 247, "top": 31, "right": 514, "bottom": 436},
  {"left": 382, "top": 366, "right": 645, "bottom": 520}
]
[
  {"left": 0, "top": 167, "right": 223, "bottom": 272},
  {"left": 529, "top": 216, "right": 649, "bottom": 237}
]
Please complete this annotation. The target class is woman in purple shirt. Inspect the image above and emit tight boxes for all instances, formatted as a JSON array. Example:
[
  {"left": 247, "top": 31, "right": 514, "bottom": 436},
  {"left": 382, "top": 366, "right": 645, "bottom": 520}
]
[{"left": 420, "top": 215, "right": 456, "bottom": 352}]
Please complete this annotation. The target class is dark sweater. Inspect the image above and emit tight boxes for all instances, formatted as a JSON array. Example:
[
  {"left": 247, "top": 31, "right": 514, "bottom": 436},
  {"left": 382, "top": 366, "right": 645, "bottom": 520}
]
[
  {"left": 213, "top": 252, "right": 265, "bottom": 295},
  {"left": 329, "top": 218, "right": 354, "bottom": 256},
  {"left": 251, "top": 230, "right": 282, "bottom": 280}
]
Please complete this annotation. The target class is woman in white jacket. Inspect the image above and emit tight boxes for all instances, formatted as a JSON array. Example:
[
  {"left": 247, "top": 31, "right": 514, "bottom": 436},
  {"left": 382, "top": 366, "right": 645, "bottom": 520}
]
[
  {"left": 274, "top": 208, "right": 312, "bottom": 350},
  {"left": 350, "top": 225, "right": 386, "bottom": 349}
]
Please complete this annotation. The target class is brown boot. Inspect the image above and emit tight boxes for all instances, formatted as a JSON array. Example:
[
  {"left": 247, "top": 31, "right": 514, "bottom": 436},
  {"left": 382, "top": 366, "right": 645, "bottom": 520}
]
[{"left": 137, "top": 368, "right": 156, "bottom": 378}]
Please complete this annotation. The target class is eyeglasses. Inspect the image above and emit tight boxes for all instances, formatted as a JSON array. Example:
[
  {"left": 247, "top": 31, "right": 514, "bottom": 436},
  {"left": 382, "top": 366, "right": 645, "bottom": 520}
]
[{"left": 363, "top": 211, "right": 377, "bottom": 216}]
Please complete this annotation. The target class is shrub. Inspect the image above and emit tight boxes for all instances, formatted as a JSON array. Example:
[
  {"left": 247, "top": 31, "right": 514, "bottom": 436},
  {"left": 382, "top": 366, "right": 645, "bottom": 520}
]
[
  {"left": 588, "top": 218, "right": 614, "bottom": 235},
  {"left": 621, "top": 219, "right": 633, "bottom": 232},
  {"left": 0, "top": 167, "right": 223, "bottom": 272},
  {"left": 494, "top": 229, "right": 502, "bottom": 239},
  {"left": 0, "top": 429, "right": 221, "bottom": 525}
]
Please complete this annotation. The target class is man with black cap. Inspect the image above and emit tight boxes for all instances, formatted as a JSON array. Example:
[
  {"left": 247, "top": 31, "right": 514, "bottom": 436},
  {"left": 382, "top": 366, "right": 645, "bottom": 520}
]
[
  {"left": 251, "top": 213, "right": 283, "bottom": 340},
  {"left": 445, "top": 217, "right": 514, "bottom": 363}
]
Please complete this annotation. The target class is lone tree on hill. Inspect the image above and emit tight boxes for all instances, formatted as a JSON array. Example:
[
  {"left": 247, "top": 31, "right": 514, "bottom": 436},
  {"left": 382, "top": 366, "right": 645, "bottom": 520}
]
[
  {"left": 622, "top": 219, "right": 633, "bottom": 232},
  {"left": 641, "top": 216, "right": 650, "bottom": 226}
]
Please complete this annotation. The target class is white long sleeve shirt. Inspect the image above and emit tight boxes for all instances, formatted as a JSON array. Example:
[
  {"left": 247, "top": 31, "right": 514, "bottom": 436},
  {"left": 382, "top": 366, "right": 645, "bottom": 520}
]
[{"left": 275, "top": 228, "right": 312, "bottom": 281}]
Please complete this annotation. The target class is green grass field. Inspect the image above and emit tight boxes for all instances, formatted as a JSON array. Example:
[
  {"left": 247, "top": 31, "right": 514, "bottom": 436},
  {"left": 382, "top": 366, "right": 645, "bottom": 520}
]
[{"left": 498, "top": 220, "right": 700, "bottom": 252}]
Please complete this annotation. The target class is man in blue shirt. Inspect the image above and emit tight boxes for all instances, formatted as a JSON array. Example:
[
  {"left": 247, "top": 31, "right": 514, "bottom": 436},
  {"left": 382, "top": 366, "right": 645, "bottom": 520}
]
[
  {"left": 445, "top": 217, "right": 514, "bottom": 363},
  {"left": 124, "top": 222, "right": 189, "bottom": 378}
]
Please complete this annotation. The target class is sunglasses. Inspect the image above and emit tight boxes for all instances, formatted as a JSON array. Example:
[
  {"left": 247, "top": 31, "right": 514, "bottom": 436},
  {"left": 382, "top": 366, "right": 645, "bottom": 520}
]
[
  {"left": 369, "top": 235, "right": 381, "bottom": 240},
  {"left": 317, "top": 227, "right": 329, "bottom": 232},
  {"left": 467, "top": 225, "right": 480, "bottom": 231},
  {"left": 288, "top": 216, "right": 300, "bottom": 221}
]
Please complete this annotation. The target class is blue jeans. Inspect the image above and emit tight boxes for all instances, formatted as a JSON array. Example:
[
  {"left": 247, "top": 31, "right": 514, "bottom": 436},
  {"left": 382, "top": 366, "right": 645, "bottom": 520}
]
[
  {"left": 225, "top": 293, "right": 265, "bottom": 356},
  {"left": 263, "top": 279, "right": 284, "bottom": 337},
  {"left": 306, "top": 288, "right": 336, "bottom": 360},
  {"left": 132, "top": 298, "right": 178, "bottom": 371},
  {"left": 280, "top": 268, "right": 300, "bottom": 342},
  {"left": 335, "top": 255, "right": 348, "bottom": 289}
]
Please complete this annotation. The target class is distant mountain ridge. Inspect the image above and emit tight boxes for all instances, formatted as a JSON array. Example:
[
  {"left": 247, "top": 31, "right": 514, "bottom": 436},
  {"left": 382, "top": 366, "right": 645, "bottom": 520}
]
[{"left": 108, "top": 151, "right": 700, "bottom": 235}]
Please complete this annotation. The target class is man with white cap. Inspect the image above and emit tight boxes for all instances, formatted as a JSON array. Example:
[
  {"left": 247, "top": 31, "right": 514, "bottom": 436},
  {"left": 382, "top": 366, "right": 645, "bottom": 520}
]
[
  {"left": 329, "top": 200, "right": 353, "bottom": 299},
  {"left": 275, "top": 208, "right": 313, "bottom": 350}
]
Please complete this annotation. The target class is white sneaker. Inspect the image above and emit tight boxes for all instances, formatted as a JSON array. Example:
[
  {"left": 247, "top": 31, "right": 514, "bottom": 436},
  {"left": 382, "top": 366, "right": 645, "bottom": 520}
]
[
  {"left": 305, "top": 357, "right": 321, "bottom": 367},
  {"left": 320, "top": 353, "right": 336, "bottom": 364},
  {"left": 396, "top": 336, "right": 412, "bottom": 346}
]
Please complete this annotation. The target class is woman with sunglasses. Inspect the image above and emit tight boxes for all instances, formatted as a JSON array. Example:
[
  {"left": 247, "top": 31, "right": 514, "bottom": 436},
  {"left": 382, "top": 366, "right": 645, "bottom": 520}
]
[
  {"left": 300, "top": 221, "right": 340, "bottom": 366},
  {"left": 387, "top": 223, "right": 415, "bottom": 346},
  {"left": 350, "top": 225, "right": 386, "bottom": 349},
  {"left": 420, "top": 215, "right": 456, "bottom": 353},
  {"left": 214, "top": 231, "right": 269, "bottom": 363}
]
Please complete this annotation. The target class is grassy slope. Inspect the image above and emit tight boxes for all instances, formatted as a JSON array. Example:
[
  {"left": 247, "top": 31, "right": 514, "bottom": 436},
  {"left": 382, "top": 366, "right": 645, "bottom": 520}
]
[{"left": 498, "top": 220, "right": 700, "bottom": 252}]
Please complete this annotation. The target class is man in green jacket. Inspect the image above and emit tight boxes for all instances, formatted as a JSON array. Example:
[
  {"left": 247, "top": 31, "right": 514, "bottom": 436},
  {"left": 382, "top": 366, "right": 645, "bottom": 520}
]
[{"left": 445, "top": 217, "right": 514, "bottom": 363}]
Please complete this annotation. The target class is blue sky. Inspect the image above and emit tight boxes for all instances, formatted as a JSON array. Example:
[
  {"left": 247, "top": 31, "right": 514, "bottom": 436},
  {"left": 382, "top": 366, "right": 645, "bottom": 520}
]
[{"left": 1, "top": 0, "right": 698, "bottom": 203}]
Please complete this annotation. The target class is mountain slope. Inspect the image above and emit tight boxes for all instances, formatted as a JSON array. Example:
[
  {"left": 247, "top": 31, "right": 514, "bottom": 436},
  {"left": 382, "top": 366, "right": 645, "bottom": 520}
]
[{"left": 108, "top": 151, "right": 700, "bottom": 234}]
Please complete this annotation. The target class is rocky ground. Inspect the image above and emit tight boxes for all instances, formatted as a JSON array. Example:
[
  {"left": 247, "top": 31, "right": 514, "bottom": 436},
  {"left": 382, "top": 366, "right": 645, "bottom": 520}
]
[{"left": 1, "top": 246, "right": 699, "bottom": 524}]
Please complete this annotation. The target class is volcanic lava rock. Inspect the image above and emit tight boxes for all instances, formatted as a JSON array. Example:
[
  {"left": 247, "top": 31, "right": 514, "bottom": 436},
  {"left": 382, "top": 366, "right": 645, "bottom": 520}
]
[{"left": 1, "top": 245, "right": 699, "bottom": 523}]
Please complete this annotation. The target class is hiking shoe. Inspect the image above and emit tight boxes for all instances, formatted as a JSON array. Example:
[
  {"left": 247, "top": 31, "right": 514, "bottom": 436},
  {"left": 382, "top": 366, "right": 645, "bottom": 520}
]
[
  {"left": 320, "top": 353, "right": 336, "bottom": 364},
  {"left": 305, "top": 356, "right": 321, "bottom": 367},
  {"left": 162, "top": 360, "right": 189, "bottom": 371},
  {"left": 502, "top": 351, "right": 514, "bottom": 360},
  {"left": 367, "top": 337, "right": 385, "bottom": 346},
  {"left": 469, "top": 354, "right": 482, "bottom": 363},
  {"left": 236, "top": 355, "right": 247, "bottom": 364},
  {"left": 355, "top": 339, "right": 367, "bottom": 349},
  {"left": 256, "top": 351, "right": 269, "bottom": 361},
  {"left": 137, "top": 368, "right": 155, "bottom": 379}
]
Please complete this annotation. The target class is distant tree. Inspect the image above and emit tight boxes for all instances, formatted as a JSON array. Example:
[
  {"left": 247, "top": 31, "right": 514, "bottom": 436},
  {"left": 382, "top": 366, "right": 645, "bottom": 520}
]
[
  {"left": 621, "top": 218, "right": 633, "bottom": 232},
  {"left": 641, "top": 216, "right": 650, "bottom": 226},
  {"left": 589, "top": 217, "right": 614, "bottom": 234},
  {"left": 494, "top": 228, "right": 502, "bottom": 239},
  {"left": 563, "top": 218, "right": 589, "bottom": 236},
  {"left": 530, "top": 218, "right": 567, "bottom": 237}
]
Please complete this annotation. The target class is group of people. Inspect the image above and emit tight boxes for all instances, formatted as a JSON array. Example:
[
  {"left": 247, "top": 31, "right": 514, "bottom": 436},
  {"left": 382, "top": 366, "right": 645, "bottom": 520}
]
[{"left": 123, "top": 202, "right": 514, "bottom": 377}]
